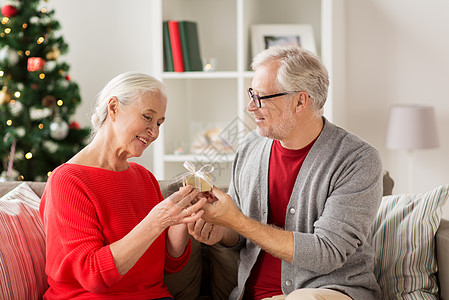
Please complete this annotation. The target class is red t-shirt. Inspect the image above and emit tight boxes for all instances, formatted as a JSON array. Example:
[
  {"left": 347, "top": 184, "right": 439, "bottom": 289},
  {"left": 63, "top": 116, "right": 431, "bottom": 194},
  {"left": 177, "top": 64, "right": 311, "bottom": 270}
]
[
  {"left": 245, "top": 139, "right": 315, "bottom": 299},
  {"left": 40, "top": 162, "right": 190, "bottom": 299}
]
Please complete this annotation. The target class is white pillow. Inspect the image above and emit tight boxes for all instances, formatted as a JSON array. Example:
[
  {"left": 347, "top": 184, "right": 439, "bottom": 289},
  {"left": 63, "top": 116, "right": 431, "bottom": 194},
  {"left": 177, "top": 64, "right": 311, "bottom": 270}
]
[
  {"left": 370, "top": 185, "right": 449, "bottom": 299},
  {"left": 0, "top": 182, "right": 48, "bottom": 300}
]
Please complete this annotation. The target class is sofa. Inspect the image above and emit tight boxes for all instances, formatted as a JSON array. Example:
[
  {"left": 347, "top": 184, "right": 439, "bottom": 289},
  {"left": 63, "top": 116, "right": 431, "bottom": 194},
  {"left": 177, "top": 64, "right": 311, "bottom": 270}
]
[{"left": 1, "top": 179, "right": 449, "bottom": 300}]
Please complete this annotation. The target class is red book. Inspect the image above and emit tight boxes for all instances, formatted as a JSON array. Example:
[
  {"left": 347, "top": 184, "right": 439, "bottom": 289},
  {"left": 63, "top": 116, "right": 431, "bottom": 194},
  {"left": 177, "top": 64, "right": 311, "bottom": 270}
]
[{"left": 168, "top": 21, "right": 184, "bottom": 72}]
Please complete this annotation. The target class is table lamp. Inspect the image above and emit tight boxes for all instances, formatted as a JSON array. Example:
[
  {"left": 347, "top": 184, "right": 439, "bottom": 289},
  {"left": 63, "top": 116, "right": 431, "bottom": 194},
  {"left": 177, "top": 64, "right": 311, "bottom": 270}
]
[{"left": 385, "top": 104, "right": 439, "bottom": 192}]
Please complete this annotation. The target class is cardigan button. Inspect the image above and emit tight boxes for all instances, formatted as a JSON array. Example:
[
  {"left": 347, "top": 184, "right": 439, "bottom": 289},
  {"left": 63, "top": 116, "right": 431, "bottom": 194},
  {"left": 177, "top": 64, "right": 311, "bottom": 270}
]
[
  {"left": 289, "top": 208, "right": 296, "bottom": 214},
  {"left": 285, "top": 280, "right": 292, "bottom": 286}
]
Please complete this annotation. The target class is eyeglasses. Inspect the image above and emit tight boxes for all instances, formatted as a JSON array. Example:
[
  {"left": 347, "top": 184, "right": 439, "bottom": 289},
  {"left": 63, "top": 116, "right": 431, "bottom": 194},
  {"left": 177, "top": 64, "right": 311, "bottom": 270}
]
[{"left": 247, "top": 88, "right": 301, "bottom": 108}]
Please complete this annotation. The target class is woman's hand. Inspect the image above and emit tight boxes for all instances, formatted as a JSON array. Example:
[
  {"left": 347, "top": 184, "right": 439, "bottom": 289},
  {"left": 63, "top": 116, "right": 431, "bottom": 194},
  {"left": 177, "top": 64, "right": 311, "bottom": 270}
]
[
  {"left": 110, "top": 186, "right": 206, "bottom": 275},
  {"left": 187, "top": 218, "right": 225, "bottom": 245},
  {"left": 149, "top": 185, "right": 206, "bottom": 230}
]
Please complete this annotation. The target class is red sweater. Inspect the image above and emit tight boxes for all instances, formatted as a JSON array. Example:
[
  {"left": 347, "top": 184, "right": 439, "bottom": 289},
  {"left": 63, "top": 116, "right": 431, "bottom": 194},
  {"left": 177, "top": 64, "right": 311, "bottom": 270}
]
[
  {"left": 245, "top": 139, "right": 315, "bottom": 299},
  {"left": 39, "top": 162, "right": 190, "bottom": 299}
]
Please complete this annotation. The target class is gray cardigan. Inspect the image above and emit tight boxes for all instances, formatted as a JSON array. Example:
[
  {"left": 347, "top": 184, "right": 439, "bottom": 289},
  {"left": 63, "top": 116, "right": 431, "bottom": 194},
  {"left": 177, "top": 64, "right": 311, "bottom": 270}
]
[{"left": 228, "top": 118, "right": 382, "bottom": 300}]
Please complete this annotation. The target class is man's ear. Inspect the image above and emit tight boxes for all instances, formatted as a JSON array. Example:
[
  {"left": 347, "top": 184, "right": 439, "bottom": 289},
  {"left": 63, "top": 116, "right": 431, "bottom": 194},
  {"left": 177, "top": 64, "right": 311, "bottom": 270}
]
[
  {"left": 294, "top": 91, "right": 308, "bottom": 113},
  {"left": 107, "top": 97, "right": 119, "bottom": 122}
]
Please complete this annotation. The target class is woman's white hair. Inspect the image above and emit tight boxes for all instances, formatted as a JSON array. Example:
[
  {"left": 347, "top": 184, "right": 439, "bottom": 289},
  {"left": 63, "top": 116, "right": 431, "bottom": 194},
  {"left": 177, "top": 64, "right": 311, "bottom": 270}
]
[
  {"left": 251, "top": 45, "right": 329, "bottom": 112},
  {"left": 90, "top": 72, "right": 166, "bottom": 133}
]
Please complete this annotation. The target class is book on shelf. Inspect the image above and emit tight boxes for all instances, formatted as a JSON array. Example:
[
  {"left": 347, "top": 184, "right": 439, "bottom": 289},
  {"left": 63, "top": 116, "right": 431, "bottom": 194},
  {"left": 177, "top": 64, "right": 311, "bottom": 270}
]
[
  {"left": 163, "top": 20, "right": 203, "bottom": 72},
  {"left": 162, "top": 21, "right": 174, "bottom": 72},
  {"left": 168, "top": 20, "right": 184, "bottom": 72},
  {"left": 178, "top": 21, "right": 203, "bottom": 71}
]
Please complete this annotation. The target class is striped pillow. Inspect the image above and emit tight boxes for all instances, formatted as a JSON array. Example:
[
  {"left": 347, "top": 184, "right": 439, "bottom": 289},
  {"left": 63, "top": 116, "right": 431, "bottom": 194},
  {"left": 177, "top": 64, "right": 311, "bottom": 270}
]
[
  {"left": 0, "top": 182, "right": 48, "bottom": 300},
  {"left": 370, "top": 185, "right": 449, "bottom": 300}
]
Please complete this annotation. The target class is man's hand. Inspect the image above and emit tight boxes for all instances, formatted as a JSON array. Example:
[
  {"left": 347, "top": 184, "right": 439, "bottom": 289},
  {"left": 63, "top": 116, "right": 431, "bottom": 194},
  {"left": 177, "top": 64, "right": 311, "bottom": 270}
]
[
  {"left": 200, "top": 186, "right": 242, "bottom": 228},
  {"left": 200, "top": 186, "right": 294, "bottom": 261},
  {"left": 187, "top": 187, "right": 240, "bottom": 247}
]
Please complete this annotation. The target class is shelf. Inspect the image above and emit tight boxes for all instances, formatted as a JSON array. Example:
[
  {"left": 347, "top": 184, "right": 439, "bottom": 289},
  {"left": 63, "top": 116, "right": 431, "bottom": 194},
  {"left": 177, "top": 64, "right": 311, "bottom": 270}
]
[
  {"left": 163, "top": 71, "right": 241, "bottom": 79},
  {"left": 243, "top": 71, "right": 254, "bottom": 78},
  {"left": 150, "top": 0, "right": 339, "bottom": 182},
  {"left": 164, "top": 153, "right": 235, "bottom": 163},
  {"left": 162, "top": 71, "right": 255, "bottom": 80}
]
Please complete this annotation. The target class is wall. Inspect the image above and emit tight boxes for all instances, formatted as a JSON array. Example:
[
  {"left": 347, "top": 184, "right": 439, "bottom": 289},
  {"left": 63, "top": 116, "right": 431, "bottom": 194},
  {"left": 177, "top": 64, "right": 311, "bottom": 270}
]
[
  {"left": 29, "top": 1, "right": 449, "bottom": 216},
  {"left": 344, "top": 0, "right": 449, "bottom": 218},
  {"left": 46, "top": 0, "right": 155, "bottom": 168}
]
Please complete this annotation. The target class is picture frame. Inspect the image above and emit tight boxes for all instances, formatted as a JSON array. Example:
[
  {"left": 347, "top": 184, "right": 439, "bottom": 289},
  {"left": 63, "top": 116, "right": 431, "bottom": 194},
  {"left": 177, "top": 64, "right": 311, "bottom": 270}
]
[{"left": 251, "top": 24, "right": 316, "bottom": 58}]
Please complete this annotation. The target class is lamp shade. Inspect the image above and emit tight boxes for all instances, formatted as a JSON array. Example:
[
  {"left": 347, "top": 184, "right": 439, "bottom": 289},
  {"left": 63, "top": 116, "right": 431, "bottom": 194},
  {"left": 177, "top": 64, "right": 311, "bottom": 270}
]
[{"left": 385, "top": 105, "right": 439, "bottom": 150}]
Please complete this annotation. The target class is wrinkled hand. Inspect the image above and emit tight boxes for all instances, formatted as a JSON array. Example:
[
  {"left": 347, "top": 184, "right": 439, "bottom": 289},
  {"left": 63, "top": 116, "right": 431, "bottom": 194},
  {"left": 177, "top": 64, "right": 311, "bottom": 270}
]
[
  {"left": 197, "top": 190, "right": 218, "bottom": 203},
  {"left": 201, "top": 186, "right": 240, "bottom": 228},
  {"left": 188, "top": 218, "right": 224, "bottom": 245},
  {"left": 148, "top": 185, "right": 206, "bottom": 230}
]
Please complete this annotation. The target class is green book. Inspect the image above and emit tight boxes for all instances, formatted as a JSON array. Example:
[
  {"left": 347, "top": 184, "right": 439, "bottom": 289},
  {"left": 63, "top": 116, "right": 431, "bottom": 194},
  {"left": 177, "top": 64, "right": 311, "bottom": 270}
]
[
  {"left": 163, "top": 21, "right": 174, "bottom": 72},
  {"left": 178, "top": 21, "right": 203, "bottom": 71}
]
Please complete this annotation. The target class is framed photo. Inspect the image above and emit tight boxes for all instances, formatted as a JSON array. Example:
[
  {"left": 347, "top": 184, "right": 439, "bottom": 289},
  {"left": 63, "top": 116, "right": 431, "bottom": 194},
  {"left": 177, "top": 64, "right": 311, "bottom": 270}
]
[{"left": 251, "top": 24, "right": 316, "bottom": 58}]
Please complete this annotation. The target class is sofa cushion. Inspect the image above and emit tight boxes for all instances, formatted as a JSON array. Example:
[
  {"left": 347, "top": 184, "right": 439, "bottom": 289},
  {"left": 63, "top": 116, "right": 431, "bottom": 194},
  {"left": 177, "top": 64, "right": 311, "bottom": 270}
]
[
  {"left": 0, "top": 182, "right": 48, "bottom": 300},
  {"left": 0, "top": 181, "right": 46, "bottom": 198},
  {"left": 370, "top": 185, "right": 449, "bottom": 300}
]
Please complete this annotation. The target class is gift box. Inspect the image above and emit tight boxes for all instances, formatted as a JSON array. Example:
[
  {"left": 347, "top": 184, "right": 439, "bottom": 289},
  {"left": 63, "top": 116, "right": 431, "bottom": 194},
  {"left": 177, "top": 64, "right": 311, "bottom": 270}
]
[
  {"left": 27, "top": 57, "right": 46, "bottom": 72},
  {"left": 183, "top": 174, "right": 212, "bottom": 192},
  {"left": 172, "top": 161, "right": 214, "bottom": 192}
]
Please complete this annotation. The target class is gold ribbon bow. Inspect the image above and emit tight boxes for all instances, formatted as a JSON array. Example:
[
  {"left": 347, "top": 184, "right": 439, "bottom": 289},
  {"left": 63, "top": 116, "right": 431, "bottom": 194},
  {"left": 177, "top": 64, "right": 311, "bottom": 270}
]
[{"left": 181, "top": 161, "right": 214, "bottom": 191}]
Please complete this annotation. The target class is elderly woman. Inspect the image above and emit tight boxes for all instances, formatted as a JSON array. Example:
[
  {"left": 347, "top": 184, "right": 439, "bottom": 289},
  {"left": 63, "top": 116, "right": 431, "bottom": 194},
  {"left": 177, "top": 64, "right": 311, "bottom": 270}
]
[{"left": 39, "top": 72, "right": 205, "bottom": 299}]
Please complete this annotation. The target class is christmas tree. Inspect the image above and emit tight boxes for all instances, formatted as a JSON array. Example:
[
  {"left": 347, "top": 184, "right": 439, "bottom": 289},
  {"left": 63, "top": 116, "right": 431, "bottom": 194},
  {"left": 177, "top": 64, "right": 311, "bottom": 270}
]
[{"left": 0, "top": 0, "right": 90, "bottom": 181}]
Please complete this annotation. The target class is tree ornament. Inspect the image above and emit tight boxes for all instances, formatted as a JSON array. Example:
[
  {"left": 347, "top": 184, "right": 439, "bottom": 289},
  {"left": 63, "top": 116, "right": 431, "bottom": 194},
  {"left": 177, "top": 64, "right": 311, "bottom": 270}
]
[
  {"left": 49, "top": 116, "right": 69, "bottom": 140},
  {"left": 69, "top": 121, "right": 81, "bottom": 130},
  {"left": 30, "top": 107, "right": 51, "bottom": 120},
  {"left": 0, "top": 171, "right": 8, "bottom": 182},
  {"left": 7, "top": 139, "right": 16, "bottom": 178},
  {"left": 45, "top": 47, "right": 60, "bottom": 60},
  {"left": 0, "top": 48, "right": 8, "bottom": 62},
  {"left": 43, "top": 140, "right": 58, "bottom": 153},
  {"left": 42, "top": 95, "right": 57, "bottom": 107},
  {"left": 15, "top": 127, "right": 25, "bottom": 137},
  {"left": 1, "top": 5, "right": 18, "bottom": 18},
  {"left": 27, "top": 57, "right": 46, "bottom": 72},
  {"left": 0, "top": 46, "right": 19, "bottom": 65},
  {"left": 0, "top": 86, "right": 11, "bottom": 104},
  {"left": 9, "top": 100, "right": 23, "bottom": 116}
]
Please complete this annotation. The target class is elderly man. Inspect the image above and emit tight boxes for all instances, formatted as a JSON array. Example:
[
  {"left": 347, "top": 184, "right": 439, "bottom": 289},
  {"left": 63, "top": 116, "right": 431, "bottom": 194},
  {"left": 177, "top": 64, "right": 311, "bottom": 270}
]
[{"left": 189, "top": 45, "right": 383, "bottom": 300}]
